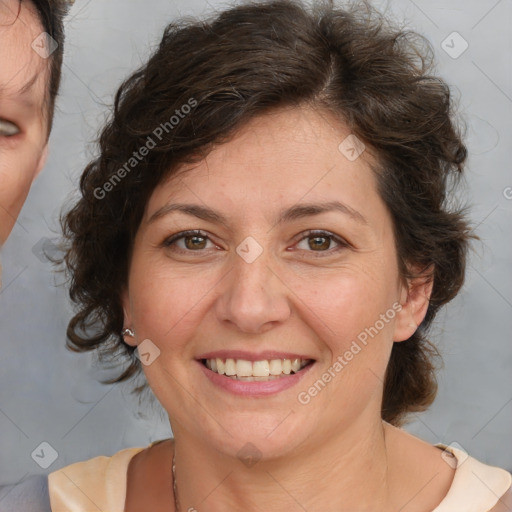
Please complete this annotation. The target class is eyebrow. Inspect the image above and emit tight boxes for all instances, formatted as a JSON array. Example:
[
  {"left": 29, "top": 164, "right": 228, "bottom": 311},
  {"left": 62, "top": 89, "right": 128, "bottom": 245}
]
[{"left": 148, "top": 200, "right": 368, "bottom": 226}]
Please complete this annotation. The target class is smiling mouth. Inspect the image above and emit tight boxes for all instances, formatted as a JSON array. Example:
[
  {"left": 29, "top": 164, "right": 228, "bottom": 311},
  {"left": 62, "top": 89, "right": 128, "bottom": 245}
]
[{"left": 201, "top": 357, "right": 314, "bottom": 381}]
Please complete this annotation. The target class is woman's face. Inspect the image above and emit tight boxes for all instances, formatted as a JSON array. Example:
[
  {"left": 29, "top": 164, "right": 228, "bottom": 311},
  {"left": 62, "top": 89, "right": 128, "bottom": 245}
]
[
  {"left": 0, "top": 0, "right": 49, "bottom": 246},
  {"left": 123, "top": 106, "right": 427, "bottom": 458}
]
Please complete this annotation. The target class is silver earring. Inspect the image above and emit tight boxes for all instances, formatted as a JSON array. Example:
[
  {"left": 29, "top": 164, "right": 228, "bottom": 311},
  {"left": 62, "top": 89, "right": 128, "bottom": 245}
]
[{"left": 122, "top": 327, "right": 135, "bottom": 337}]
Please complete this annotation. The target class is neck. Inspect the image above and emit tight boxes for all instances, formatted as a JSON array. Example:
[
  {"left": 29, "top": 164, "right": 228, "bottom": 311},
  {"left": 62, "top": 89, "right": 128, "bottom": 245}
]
[{"left": 172, "top": 416, "right": 397, "bottom": 512}]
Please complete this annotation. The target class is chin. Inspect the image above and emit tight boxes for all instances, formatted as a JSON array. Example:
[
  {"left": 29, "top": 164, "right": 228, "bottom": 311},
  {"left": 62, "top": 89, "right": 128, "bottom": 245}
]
[{"left": 194, "top": 409, "right": 315, "bottom": 463}]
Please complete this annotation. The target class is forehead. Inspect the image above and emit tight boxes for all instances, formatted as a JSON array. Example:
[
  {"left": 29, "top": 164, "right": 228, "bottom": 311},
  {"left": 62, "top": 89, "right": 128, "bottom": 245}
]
[
  {"left": 147, "top": 107, "right": 382, "bottom": 224},
  {"left": 0, "top": 1, "right": 48, "bottom": 112}
]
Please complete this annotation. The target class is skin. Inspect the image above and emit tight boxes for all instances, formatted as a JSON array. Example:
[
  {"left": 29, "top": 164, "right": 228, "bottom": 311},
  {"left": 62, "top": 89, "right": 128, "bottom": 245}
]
[
  {"left": 123, "top": 106, "right": 455, "bottom": 511},
  {"left": 0, "top": 0, "right": 49, "bottom": 247}
]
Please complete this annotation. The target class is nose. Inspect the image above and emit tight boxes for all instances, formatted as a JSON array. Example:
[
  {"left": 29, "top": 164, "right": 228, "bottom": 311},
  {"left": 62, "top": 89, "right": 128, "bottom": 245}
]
[{"left": 214, "top": 247, "right": 292, "bottom": 334}]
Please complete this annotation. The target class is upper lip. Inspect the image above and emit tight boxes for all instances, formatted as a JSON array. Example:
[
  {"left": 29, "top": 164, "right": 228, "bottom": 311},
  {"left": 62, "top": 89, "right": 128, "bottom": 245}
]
[{"left": 196, "top": 350, "right": 315, "bottom": 362}]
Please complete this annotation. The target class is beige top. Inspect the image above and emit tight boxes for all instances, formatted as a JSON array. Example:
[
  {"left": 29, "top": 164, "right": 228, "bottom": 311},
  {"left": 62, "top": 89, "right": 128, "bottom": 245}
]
[{"left": 48, "top": 441, "right": 512, "bottom": 512}]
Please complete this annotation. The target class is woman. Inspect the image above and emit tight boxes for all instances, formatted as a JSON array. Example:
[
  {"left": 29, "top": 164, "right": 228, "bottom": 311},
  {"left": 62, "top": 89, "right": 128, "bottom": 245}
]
[
  {"left": 49, "top": 0, "right": 511, "bottom": 510},
  {"left": 0, "top": 1, "right": 70, "bottom": 510},
  {"left": 0, "top": 0, "right": 69, "bottom": 274}
]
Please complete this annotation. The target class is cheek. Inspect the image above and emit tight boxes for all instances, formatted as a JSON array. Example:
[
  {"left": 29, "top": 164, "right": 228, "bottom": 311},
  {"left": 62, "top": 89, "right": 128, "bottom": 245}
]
[
  {"left": 129, "top": 255, "right": 400, "bottom": 349},
  {"left": 291, "top": 264, "right": 399, "bottom": 409},
  {"left": 295, "top": 263, "right": 399, "bottom": 348},
  {"left": 0, "top": 152, "right": 41, "bottom": 242},
  {"left": 129, "top": 264, "right": 213, "bottom": 350}
]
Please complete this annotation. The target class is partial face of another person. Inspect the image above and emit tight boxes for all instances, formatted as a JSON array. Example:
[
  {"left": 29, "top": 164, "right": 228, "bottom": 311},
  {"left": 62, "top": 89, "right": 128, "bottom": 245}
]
[
  {"left": 0, "top": 0, "right": 49, "bottom": 246},
  {"left": 122, "top": 107, "right": 429, "bottom": 459}
]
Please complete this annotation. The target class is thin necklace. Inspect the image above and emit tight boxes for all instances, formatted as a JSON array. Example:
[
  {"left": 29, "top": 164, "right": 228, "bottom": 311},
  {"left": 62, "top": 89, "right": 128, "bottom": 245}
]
[{"left": 172, "top": 450, "right": 180, "bottom": 512}]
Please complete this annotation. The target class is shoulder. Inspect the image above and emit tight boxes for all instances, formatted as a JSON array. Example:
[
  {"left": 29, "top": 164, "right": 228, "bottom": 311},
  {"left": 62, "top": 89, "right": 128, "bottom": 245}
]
[
  {"left": 47, "top": 445, "right": 148, "bottom": 512},
  {"left": 0, "top": 474, "right": 51, "bottom": 512},
  {"left": 433, "top": 443, "right": 512, "bottom": 512}
]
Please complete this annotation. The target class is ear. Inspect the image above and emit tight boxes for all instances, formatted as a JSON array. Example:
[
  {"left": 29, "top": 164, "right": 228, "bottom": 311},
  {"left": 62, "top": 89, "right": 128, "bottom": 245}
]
[
  {"left": 34, "top": 144, "right": 49, "bottom": 180},
  {"left": 393, "top": 266, "right": 434, "bottom": 342},
  {"left": 121, "top": 288, "right": 137, "bottom": 347}
]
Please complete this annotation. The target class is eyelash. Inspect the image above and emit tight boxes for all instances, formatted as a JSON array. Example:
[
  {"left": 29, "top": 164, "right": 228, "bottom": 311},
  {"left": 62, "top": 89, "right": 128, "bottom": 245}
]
[{"left": 162, "top": 229, "right": 349, "bottom": 257}]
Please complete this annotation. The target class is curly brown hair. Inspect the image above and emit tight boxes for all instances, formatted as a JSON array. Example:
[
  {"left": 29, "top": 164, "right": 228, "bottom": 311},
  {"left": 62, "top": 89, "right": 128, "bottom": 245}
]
[{"left": 61, "top": 0, "right": 474, "bottom": 426}]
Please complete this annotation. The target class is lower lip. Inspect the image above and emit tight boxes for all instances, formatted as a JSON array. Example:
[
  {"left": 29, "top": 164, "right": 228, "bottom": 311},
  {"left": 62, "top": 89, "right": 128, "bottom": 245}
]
[{"left": 197, "top": 360, "right": 314, "bottom": 396}]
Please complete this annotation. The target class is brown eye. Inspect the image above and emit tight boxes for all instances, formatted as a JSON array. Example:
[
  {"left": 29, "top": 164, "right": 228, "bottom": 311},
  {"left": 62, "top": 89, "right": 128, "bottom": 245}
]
[
  {"left": 163, "top": 230, "right": 216, "bottom": 253},
  {"left": 307, "top": 235, "right": 331, "bottom": 251},
  {"left": 183, "top": 234, "right": 208, "bottom": 250},
  {"left": 295, "top": 230, "right": 348, "bottom": 255},
  {"left": 0, "top": 119, "right": 20, "bottom": 137}
]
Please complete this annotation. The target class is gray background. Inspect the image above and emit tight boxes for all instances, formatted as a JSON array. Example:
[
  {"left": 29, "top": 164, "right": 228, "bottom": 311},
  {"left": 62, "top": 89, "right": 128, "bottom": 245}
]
[{"left": 0, "top": 0, "right": 511, "bottom": 486}]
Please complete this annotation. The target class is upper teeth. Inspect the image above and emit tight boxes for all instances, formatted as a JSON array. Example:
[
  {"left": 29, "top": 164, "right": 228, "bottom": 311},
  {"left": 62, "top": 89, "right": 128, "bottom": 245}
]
[{"left": 205, "top": 358, "right": 309, "bottom": 377}]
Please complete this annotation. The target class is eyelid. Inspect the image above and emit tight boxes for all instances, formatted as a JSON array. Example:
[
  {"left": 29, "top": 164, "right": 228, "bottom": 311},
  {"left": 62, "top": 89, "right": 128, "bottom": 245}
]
[
  {"left": 163, "top": 229, "right": 349, "bottom": 255},
  {"left": 0, "top": 118, "right": 21, "bottom": 136},
  {"left": 298, "top": 229, "right": 348, "bottom": 243},
  {"left": 291, "top": 229, "right": 350, "bottom": 254},
  {"left": 163, "top": 229, "right": 218, "bottom": 250}
]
